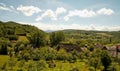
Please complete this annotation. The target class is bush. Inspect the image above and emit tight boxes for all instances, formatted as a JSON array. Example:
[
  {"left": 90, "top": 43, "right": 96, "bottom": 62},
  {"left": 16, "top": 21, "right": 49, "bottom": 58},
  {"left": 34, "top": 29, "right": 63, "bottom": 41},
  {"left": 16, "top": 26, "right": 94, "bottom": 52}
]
[
  {"left": 89, "top": 67, "right": 95, "bottom": 71},
  {"left": 0, "top": 43, "right": 7, "bottom": 55},
  {"left": 36, "top": 60, "right": 46, "bottom": 71},
  {"left": 70, "top": 67, "right": 79, "bottom": 71},
  {"left": 6, "top": 35, "right": 18, "bottom": 41}
]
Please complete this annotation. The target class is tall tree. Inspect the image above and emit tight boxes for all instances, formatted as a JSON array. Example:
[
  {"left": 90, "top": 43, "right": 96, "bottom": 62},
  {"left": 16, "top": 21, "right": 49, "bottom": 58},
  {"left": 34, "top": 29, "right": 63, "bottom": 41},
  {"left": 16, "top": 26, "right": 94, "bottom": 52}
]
[
  {"left": 50, "top": 31, "right": 65, "bottom": 47},
  {"left": 28, "top": 31, "right": 47, "bottom": 48},
  {"left": 101, "top": 50, "right": 112, "bottom": 71},
  {"left": 89, "top": 57, "right": 100, "bottom": 71}
]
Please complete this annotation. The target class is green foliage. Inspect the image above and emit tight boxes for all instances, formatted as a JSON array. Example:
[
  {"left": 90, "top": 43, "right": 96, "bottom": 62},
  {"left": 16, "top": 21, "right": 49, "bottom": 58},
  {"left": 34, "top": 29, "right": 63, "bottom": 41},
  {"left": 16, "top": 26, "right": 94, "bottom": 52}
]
[
  {"left": 57, "top": 48, "right": 68, "bottom": 61},
  {"left": 78, "top": 52, "right": 85, "bottom": 60},
  {"left": 68, "top": 50, "right": 78, "bottom": 63},
  {"left": 89, "top": 67, "right": 95, "bottom": 71},
  {"left": 0, "top": 43, "right": 8, "bottom": 55},
  {"left": 63, "top": 30, "right": 120, "bottom": 46},
  {"left": 6, "top": 35, "right": 18, "bottom": 41},
  {"left": 28, "top": 31, "right": 47, "bottom": 48},
  {"left": 50, "top": 31, "right": 65, "bottom": 47},
  {"left": 101, "top": 50, "right": 112, "bottom": 71},
  {"left": 35, "top": 60, "right": 46, "bottom": 71},
  {"left": 88, "top": 57, "right": 100, "bottom": 71},
  {"left": 70, "top": 67, "right": 79, "bottom": 71},
  {"left": 44, "top": 48, "right": 57, "bottom": 61}
]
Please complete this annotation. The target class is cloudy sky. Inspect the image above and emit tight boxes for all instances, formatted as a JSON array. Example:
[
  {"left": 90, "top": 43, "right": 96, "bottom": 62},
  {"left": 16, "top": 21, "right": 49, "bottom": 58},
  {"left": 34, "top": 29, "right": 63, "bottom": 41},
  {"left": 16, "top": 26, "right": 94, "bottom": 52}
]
[{"left": 0, "top": 0, "right": 120, "bottom": 31}]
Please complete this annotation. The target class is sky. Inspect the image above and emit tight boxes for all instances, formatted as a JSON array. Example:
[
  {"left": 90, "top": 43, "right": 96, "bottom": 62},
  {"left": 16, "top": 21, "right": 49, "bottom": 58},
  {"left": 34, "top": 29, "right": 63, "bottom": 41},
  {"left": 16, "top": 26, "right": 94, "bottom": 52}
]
[{"left": 0, "top": 0, "right": 120, "bottom": 31}]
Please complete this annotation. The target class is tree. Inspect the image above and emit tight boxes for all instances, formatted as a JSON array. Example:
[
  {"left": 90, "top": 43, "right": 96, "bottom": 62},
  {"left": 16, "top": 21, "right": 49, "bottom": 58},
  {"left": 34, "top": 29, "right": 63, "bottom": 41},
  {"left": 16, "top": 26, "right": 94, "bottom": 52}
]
[
  {"left": 50, "top": 31, "right": 65, "bottom": 47},
  {"left": 28, "top": 31, "right": 47, "bottom": 48},
  {"left": 36, "top": 60, "right": 46, "bottom": 71},
  {"left": 57, "top": 49, "right": 68, "bottom": 62},
  {"left": 101, "top": 50, "right": 112, "bottom": 71},
  {"left": 78, "top": 52, "right": 85, "bottom": 61},
  {"left": 89, "top": 57, "right": 100, "bottom": 71},
  {"left": 0, "top": 43, "right": 8, "bottom": 55}
]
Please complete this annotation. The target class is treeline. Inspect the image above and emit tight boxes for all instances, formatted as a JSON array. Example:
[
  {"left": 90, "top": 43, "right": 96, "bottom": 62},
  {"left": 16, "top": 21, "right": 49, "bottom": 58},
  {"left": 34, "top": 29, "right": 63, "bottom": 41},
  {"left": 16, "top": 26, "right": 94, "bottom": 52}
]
[{"left": 63, "top": 29, "right": 120, "bottom": 46}]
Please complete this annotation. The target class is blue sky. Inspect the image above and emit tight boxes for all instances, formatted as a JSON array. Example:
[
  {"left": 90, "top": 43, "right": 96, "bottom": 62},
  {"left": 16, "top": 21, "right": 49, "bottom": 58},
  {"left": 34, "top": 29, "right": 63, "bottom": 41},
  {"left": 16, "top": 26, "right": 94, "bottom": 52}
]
[{"left": 0, "top": 0, "right": 120, "bottom": 31}]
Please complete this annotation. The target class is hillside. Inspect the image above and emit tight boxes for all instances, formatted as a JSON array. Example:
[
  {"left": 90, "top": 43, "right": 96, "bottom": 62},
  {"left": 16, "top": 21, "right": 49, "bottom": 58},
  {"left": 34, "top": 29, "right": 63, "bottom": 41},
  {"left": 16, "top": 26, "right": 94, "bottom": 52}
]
[
  {"left": 0, "top": 21, "right": 46, "bottom": 47},
  {"left": 0, "top": 21, "right": 120, "bottom": 47},
  {"left": 61, "top": 29, "right": 120, "bottom": 46}
]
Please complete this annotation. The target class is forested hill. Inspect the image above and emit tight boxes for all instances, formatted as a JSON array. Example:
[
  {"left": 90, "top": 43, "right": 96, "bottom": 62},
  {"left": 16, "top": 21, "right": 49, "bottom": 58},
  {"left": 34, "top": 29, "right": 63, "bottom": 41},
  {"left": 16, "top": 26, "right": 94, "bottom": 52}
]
[
  {"left": 0, "top": 21, "right": 46, "bottom": 45},
  {"left": 0, "top": 21, "right": 45, "bottom": 36},
  {"left": 0, "top": 20, "right": 120, "bottom": 46},
  {"left": 61, "top": 29, "right": 120, "bottom": 46}
]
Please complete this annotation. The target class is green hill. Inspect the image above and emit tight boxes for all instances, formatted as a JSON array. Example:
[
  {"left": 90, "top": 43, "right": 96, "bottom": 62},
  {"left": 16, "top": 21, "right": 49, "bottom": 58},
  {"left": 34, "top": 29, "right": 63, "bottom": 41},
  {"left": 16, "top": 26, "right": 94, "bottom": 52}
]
[
  {"left": 61, "top": 29, "right": 120, "bottom": 46},
  {"left": 0, "top": 21, "right": 47, "bottom": 54}
]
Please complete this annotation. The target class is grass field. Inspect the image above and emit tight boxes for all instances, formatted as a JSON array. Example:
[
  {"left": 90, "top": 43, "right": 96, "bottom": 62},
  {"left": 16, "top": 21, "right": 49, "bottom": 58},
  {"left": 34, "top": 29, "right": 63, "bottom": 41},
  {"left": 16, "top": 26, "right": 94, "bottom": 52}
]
[
  {"left": 18, "top": 36, "right": 29, "bottom": 42},
  {"left": 0, "top": 55, "right": 9, "bottom": 66}
]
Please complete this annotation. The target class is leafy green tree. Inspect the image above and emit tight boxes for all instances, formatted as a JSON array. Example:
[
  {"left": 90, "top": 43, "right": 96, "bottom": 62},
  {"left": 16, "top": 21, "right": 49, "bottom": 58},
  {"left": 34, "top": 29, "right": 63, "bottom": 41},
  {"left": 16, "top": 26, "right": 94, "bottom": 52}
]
[
  {"left": 78, "top": 52, "right": 85, "bottom": 61},
  {"left": 28, "top": 31, "right": 47, "bottom": 48},
  {"left": 50, "top": 31, "right": 65, "bottom": 47},
  {"left": 45, "top": 49, "right": 57, "bottom": 61},
  {"left": 8, "top": 58, "right": 16, "bottom": 70},
  {"left": 57, "top": 49, "right": 68, "bottom": 62},
  {"left": 0, "top": 43, "right": 8, "bottom": 55},
  {"left": 88, "top": 57, "right": 100, "bottom": 71},
  {"left": 101, "top": 50, "right": 112, "bottom": 71},
  {"left": 70, "top": 67, "right": 79, "bottom": 71},
  {"left": 8, "top": 47, "right": 15, "bottom": 59},
  {"left": 68, "top": 50, "right": 78, "bottom": 63},
  {"left": 18, "top": 60, "right": 25, "bottom": 71},
  {"left": 27, "top": 60, "right": 35, "bottom": 71},
  {"left": 32, "top": 48, "right": 42, "bottom": 61},
  {"left": 36, "top": 60, "right": 46, "bottom": 71}
]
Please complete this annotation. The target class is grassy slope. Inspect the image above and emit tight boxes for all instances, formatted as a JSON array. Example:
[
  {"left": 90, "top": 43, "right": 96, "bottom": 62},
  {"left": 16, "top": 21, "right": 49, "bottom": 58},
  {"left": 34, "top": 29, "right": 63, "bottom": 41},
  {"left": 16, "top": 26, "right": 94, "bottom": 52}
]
[
  {"left": 0, "top": 55, "right": 9, "bottom": 66},
  {"left": 18, "top": 36, "right": 29, "bottom": 42}
]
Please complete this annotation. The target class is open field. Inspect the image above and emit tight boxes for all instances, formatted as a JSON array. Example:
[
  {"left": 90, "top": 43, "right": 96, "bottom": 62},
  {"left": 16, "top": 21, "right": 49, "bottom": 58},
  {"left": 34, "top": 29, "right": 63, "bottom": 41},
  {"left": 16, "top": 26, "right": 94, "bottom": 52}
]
[{"left": 0, "top": 55, "right": 9, "bottom": 66}]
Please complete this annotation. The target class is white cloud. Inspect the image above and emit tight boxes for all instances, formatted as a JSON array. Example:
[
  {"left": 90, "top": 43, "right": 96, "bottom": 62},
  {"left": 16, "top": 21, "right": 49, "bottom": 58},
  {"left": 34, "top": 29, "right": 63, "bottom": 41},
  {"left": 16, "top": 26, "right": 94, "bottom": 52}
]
[
  {"left": 63, "top": 16, "right": 69, "bottom": 21},
  {"left": 69, "top": 9, "right": 96, "bottom": 17},
  {"left": 64, "top": 8, "right": 114, "bottom": 21},
  {"left": 17, "top": 5, "right": 41, "bottom": 16},
  {"left": 0, "top": 3, "right": 17, "bottom": 13},
  {"left": 64, "top": 9, "right": 96, "bottom": 21},
  {"left": 10, "top": 6, "right": 15, "bottom": 10},
  {"left": 97, "top": 8, "right": 114, "bottom": 15},
  {"left": 55, "top": 7, "right": 66, "bottom": 16},
  {"left": 42, "top": 9, "right": 55, "bottom": 18},
  {"left": 0, "top": 3, "right": 12, "bottom": 11},
  {"left": 36, "top": 7, "right": 66, "bottom": 21},
  {"left": 36, "top": 9, "right": 56, "bottom": 21},
  {"left": 0, "top": 6, "right": 11, "bottom": 11},
  {"left": 0, "top": 3, "right": 6, "bottom": 7}
]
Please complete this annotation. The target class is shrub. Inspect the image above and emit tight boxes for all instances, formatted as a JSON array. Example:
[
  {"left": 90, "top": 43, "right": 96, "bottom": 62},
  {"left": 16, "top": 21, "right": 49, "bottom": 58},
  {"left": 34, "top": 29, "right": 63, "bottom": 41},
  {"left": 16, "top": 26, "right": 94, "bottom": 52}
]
[
  {"left": 89, "top": 67, "right": 95, "bottom": 71},
  {"left": 70, "top": 67, "right": 79, "bottom": 71}
]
